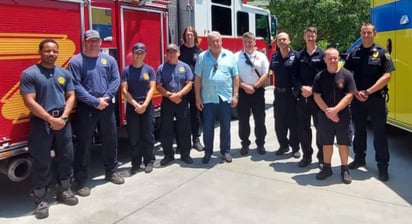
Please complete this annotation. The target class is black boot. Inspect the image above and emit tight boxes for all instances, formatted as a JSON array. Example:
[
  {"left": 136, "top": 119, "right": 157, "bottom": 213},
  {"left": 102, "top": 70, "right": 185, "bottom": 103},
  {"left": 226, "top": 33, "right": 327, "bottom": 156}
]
[
  {"left": 378, "top": 164, "right": 389, "bottom": 182},
  {"left": 341, "top": 165, "right": 352, "bottom": 184},
  {"left": 57, "top": 179, "right": 79, "bottom": 206},
  {"left": 32, "top": 188, "right": 49, "bottom": 219},
  {"left": 316, "top": 163, "right": 333, "bottom": 180}
]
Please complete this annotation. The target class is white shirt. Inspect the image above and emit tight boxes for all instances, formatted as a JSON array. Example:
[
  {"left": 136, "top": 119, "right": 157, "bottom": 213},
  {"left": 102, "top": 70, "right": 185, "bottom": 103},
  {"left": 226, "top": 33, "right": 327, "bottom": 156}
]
[{"left": 234, "top": 50, "right": 269, "bottom": 85}]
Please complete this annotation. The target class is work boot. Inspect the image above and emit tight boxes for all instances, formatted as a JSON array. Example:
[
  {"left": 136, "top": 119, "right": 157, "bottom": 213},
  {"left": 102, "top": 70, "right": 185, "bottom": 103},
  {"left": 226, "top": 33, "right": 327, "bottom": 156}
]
[
  {"left": 57, "top": 179, "right": 79, "bottom": 206},
  {"left": 193, "top": 139, "right": 204, "bottom": 151},
  {"left": 316, "top": 163, "right": 333, "bottom": 180},
  {"left": 31, "top": 188, "right": 49, "bottom": 219},
  {"left": 341, "top": 165, "right": 352, "bottom": 184},
  {"left": 378, "top": 164, "right": 389, "bottom": 182}
]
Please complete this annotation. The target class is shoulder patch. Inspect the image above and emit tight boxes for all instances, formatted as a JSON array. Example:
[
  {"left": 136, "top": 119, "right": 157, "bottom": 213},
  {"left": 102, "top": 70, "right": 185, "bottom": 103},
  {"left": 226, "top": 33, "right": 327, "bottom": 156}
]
[{"left": 385, "top": 52, "right": 391, "bottom": 60}]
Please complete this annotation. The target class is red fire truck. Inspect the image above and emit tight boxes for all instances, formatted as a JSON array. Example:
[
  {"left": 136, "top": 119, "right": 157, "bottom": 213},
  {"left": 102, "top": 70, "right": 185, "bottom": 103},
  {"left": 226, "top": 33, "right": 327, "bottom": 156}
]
[{"left": 0, "top": 0, "right": 275, "bottom": 182}]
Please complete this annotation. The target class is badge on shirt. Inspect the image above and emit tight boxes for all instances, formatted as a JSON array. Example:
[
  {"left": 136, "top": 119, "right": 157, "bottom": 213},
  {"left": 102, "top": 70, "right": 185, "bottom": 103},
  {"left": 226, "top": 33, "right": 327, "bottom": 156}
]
[
  {"left": 372, "top": 48, "right": 379, "bottom": 58},
  {"left": 143, "top": 73, "right": 149, "bottom": 80},
  {"left": 57, "top": 76, "right": 66, "bottom": 85},
  {"left": 178, "top": 66, "right": 185, "bottom": 73},
  {"left": 101, "top": 58, "right": 107, "bottom": 65},
  {"left": 336, "top": 79, "right": 345, "bottom": 89}
]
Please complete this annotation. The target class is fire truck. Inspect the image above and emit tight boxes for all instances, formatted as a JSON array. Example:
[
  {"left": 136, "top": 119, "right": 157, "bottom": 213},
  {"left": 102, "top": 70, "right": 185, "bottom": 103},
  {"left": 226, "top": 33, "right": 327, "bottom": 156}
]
[
  {"left": 370, "top": 0, "right": 412, "bottom": 132},
  {"left": 0, "top": 0, "right": 275, "bottom": 182}
]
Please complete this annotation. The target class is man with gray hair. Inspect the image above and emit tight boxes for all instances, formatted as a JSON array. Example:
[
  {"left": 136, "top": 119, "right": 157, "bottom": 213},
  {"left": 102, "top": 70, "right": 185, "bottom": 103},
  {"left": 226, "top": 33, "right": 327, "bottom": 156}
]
[{"left": 194, "top": 31, "right": 239, "bottom": 164}]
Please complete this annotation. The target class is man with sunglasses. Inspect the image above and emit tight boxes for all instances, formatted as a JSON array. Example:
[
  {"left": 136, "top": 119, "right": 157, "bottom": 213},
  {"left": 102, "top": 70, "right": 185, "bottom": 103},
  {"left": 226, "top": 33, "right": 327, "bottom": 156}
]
[{"left": 234, "top": 32, "right": 269, "bottom": 156}]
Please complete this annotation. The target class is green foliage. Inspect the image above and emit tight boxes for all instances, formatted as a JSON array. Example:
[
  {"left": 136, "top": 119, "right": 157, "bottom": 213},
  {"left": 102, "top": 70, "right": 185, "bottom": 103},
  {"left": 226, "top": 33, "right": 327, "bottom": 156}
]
[{"left": 268, "top": 0, "right": 369, "bottom": 52}]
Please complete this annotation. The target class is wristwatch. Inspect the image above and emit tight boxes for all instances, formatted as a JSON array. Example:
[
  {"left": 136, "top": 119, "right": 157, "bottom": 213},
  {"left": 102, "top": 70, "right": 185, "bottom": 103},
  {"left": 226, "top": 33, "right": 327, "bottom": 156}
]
[
  {"left": 364, "top": 90, "right": 370, "bottom": 97},
  {"left": 61, "top": 116, "right": 69, "bottom": 122}
]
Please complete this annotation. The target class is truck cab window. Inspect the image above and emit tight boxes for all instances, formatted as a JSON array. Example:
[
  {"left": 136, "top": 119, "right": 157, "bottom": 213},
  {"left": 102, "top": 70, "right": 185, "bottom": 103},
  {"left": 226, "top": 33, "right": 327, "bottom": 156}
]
[{"left": 91, "top": 7, "right": 113, "bottom": 41}]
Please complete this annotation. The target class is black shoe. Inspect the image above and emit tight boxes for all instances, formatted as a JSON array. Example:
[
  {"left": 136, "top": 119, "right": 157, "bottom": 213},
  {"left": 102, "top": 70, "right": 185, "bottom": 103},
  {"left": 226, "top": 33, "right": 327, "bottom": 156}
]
[
  {"left": 160, "top": 156, "right": 175, "bottom": 166},
  {"left": 202, "top": 153, "right": 212, "bottom": 164},
  {"left": 57, "top": 189, "right": 78, "bottom": 206},
  {"left": 76, "top": 185, "right": 90, "bottom": 197},
  {"left": 181, "top": 156, "right": 194, "bottom": 164},
  {"left": 298, "top": 158, "right": 312, "bottom": 168},
  {"left": 34, "top": 201, "right": 49, "bottom": 219},
  {"left": 240, "top": 145, "right": 249, "bottom": 156},
  {"left": 256, "top": 146, "right": 266, "bottom": 155},
  {"left": 275, "top": 147, "right": 290, "bottom": 156},
  {"left": 348, "top": 160, "right": 366, "bottom": 169},
  {"left": 223, "top": 153, "right": 232, "bottom": 163},
  {"left": 193, "top": 141, "right": 204, "bottom": 151},
  {"left": 316, "top": 164, "right": 333, "bottom": 180},
  {"left": 378, "top": 171, "right": 389, "bottom": 182},
  {"left": 292, "top": 150, "right": 301, "bottom": 158},
  {"left": 130, "top": 166, "right": 142, "bottom": 175},
  {"left": 144, "top": 163, "right": 154, "bottom": 173},
  {"left": 105, "top": 172, "right": 125, "bottom": 185},
  {"left": 341, "top": 166, "right": 352, "bottom": 184}
]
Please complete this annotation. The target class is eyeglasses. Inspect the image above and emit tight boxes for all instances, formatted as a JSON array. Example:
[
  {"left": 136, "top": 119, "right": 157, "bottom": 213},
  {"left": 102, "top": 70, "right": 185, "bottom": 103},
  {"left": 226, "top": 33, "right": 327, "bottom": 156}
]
[{"left": 213, "top": 63, "right": 218, "bottom": 73}]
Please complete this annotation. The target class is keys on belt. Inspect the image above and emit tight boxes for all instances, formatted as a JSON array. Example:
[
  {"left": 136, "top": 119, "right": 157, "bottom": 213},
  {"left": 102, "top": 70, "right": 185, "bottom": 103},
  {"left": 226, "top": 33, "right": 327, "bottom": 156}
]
[{"left": 48, "top": 109, "right": 64, "bottom": 118}]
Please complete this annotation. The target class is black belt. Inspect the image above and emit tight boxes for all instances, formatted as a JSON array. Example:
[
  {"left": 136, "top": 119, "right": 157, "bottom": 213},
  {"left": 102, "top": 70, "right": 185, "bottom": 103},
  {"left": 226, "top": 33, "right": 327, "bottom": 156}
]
[
  {"left": 48, "top": 109, "right": 64, "bottom": 117},
  {"left": 275, "top": 87, "right": 291, "bottom": 93}
]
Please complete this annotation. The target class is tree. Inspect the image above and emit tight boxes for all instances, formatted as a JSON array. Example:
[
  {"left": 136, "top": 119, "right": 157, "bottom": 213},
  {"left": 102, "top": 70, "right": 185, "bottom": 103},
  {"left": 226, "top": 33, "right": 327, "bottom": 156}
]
[{"left": 268, "top": 0, "right": 369, "bottom": 51}]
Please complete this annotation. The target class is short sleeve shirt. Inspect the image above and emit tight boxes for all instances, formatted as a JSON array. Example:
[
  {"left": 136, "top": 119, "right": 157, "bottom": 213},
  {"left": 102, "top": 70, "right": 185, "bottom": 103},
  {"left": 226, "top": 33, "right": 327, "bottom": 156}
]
[
  {"left": 121, "top": 64, "right": 155, "bottom": 102},
  {"left": 20, "top": 64, "right": 74, "bottom": 112},
  {"left": 194, "top": 48, "right": 239, "bottom": 103},
  {"left": 156, "top": 60, "right": 193, "bottom": 93},
  {"left": 235, "top": 50, "right": 269, "bottom": 85},
  {"left": 312, "top": 67, "right": 356, "bottom": 109}
]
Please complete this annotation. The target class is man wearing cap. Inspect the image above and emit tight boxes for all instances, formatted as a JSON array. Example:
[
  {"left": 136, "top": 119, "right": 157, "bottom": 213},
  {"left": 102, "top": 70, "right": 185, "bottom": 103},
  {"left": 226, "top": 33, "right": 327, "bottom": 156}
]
[
  {"left": 68, "top": 29, "right": 124, "bottom": 197},
  {"left": 194, "top": 31, "right": 240, "bottom": 164},
  {"left": 121, "top": 42, "right": 156, "bottom": 174},
  {"left": 156, "top": 43, "right": 194, "bottom": 166}
]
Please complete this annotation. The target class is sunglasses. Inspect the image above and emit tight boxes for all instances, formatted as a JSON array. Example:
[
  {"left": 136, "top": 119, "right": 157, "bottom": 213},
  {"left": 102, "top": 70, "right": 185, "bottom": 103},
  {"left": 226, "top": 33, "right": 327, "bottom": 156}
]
[{"left": 213, "top": 63, "right": 218, "bottom": 73}]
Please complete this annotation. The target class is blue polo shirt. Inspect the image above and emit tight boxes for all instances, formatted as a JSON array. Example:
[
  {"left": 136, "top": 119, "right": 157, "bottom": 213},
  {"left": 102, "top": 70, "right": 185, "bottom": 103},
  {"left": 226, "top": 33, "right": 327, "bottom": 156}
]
[
  {"left": 68, "top": 53, "right": 120, "bottom": 107},
  {"left": 194, "top": 48, "right": 238, "bottom": 103},
  {"left": 121, "top": 64, "right": 155, "bottom": 102},
  {"left": 156, "top": 61, "right": 193, "bottom": 92},
  {"left": 20, "top": 64, "right": 74, "bottom": 112}
]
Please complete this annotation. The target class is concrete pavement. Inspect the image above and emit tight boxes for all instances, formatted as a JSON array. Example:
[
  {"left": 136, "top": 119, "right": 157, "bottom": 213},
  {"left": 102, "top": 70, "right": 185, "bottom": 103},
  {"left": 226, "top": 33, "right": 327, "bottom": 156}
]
[{"left": 1, "top": 86, "right": 412, "bottom": 224}]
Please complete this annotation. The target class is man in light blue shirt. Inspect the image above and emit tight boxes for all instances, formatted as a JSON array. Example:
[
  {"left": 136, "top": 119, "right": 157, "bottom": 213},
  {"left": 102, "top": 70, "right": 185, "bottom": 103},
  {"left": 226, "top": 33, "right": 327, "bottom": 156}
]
[{"left": 194, "top": 31, "right": 239, "bottom": 164}]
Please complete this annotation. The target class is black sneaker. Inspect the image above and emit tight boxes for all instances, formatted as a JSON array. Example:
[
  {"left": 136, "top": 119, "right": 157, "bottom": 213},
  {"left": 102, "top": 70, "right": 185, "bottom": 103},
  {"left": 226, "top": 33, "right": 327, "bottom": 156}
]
[
  {"left": 275, "top": 147, "right": 290, "bottom": 156},
  {"left": 316, "top": 165, "right": 333, "bottom": 180},
  {"left": 144, "top": 163, "right": 154, "bottom": 173},
  {"left": 341, "top": 166, "right": 352, "bottom": 184},
  {"left": 181, "top": 156, "right": 194, "bottom": 164},
  {"left": 348, "top": 160, "right": 366, "bottom": 169},
  {"left": 240, "top": 145, "right": 249, "bottom": 156},
  {"left": 292, "top": 151, "right": 301, "bottom": 158},
  {"left": 130, "top": 166, "right": 142, "bottom": 175},
  {"left": 160, "top": 156, "right": 175, "bottom": 166},
  {"left": 57, "top": 189, "right": 79, "bottom": 206},
  {"left": 202, "top": 153, "right": 212, "bottom": 164},
  {"left": 256, "top": 146, "right": 266, "bottom": 155},
  {"left": 298, "top": 158, "right": 312, "bottom": 168},
  {"left": 105, "top": 173, "right": 125, "bottom": 185},
  {"left": 223, "top": 153, "right": 232, "bottom": 163}
]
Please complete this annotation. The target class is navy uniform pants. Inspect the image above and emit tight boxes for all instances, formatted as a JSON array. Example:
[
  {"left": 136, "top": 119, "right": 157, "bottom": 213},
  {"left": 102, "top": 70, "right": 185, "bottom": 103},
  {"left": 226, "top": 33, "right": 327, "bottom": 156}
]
[
  {"left": 159, "top": 97, "right": 191, "bottom": 158},
  {"left": 351, "top": 95, "right": 389, "bottom": 169},
  {"left": 237, "top": 87, "right": 266, "bottom": 148},
  {"left": 296, "top": 96, "right": 323, "bottom": 162},
  {"left": 73, "top": 103, "right": 119, "bottom": 186},
  {"left": 273, "top": 91, "right": 299, "bottom": 151},
  {"left": 29, "top": 116, "right": 73, "bottom": 190},
  {"left": 126, "top": 102, "right": 155, "bottom": 168}
]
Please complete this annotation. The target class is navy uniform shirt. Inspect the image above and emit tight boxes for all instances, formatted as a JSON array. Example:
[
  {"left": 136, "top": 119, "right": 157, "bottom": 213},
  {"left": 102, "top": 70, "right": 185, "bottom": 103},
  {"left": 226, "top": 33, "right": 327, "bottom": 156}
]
[
  {"left": 312, "top": 67, "right": 357, "bottom": 113},
  {"left": 269, "top": 49, "right": 299, "bottom": 89},
  {"left": 344, "top": 43, "right": 395, "bottom": 91},
  {"left": 297, "top": 47, "right": 326, "bottom": 88},
  {"left": 121, "top": 64, "right": 155, "bottom": 102},
  {"left": 156, "top": 60, "right": 193, "bottom": 93},
  {"left": 20, "top": 64, "right": 74, "bottom": 113},
  {"left": 179, "top": 45, "right": 202, "bottom": 74},
  {"left": 69, "top": 53, "right": 120, "bottom": 107}
]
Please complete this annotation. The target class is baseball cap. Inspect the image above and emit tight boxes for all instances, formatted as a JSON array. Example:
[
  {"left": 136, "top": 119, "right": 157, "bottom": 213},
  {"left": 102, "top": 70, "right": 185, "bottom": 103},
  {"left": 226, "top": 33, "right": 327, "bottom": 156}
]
[
  {"left": 84, "top": 30, "right": 101, "bottom": 40},
  {"left": 166, "top": 43, "right": 179, "bottom": 52},
  {"left": 133, "top": 42, "right": 146, "bottom": 53}
]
